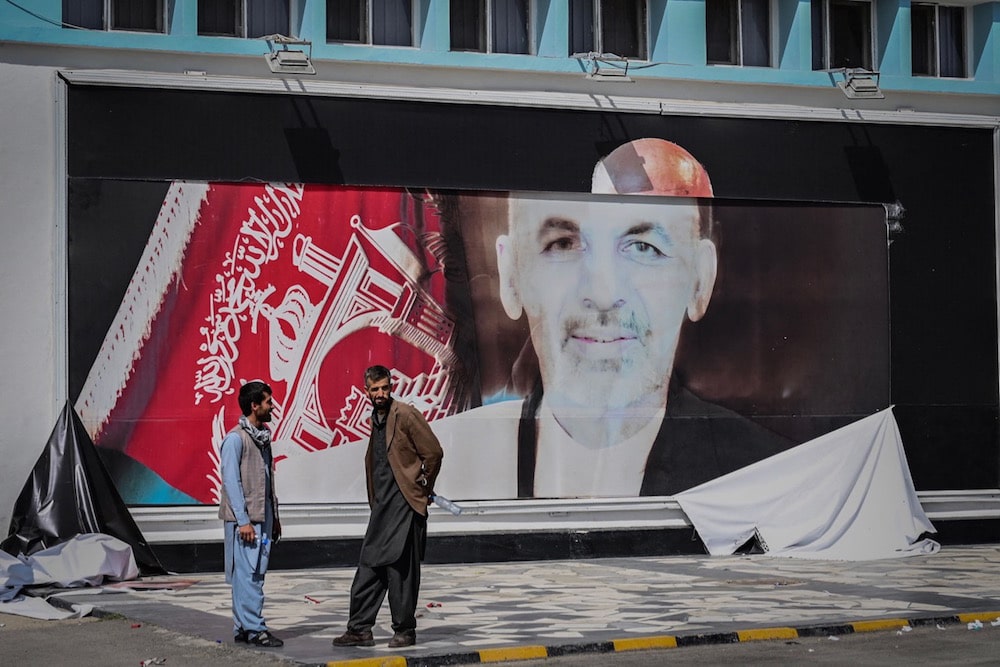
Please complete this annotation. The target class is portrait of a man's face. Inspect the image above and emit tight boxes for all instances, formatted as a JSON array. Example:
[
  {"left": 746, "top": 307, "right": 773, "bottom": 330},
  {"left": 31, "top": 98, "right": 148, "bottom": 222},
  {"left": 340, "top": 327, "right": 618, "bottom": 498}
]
[{"left": 496, "top": 194, "right": 717, "bottom": 414}]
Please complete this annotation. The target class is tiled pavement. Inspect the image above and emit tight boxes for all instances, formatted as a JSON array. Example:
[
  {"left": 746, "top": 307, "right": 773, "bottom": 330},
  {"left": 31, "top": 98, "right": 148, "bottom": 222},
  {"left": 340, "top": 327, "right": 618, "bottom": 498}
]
[{"left": 49, "top": 545, "right": 1000, "bottom": 666}]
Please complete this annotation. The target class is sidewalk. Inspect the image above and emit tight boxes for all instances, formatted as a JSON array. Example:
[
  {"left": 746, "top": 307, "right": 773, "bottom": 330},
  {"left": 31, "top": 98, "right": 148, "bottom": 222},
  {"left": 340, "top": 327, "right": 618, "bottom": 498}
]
[{"left": 37, "top": 544, "right": 1000, "bottom": 667}]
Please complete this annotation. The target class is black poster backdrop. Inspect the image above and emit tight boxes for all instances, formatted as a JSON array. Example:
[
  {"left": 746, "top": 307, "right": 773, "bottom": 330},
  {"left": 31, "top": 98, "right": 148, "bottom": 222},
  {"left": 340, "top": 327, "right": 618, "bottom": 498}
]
[
  {"left": 66, "top": 84, "right": 998, "bottom": 492},
  {"left": 68, "top": 182, "right": 888, "bottom": 503}
]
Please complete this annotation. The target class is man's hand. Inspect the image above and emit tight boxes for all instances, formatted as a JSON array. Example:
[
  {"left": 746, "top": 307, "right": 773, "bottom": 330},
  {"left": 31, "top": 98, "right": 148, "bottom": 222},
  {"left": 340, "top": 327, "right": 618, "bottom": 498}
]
[
  {"left": 238, "top": 523, "right": 256, "bottom": 543},
  {"left": 273, "top": 519, "right": 282, "bottom": 543}
]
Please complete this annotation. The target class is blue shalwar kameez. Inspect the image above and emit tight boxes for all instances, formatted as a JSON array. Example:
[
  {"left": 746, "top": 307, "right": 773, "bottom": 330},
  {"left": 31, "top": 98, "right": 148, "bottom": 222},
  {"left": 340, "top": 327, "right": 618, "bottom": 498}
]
[{"left": 221, "top": 430, "right": 275, "bottom": 637}]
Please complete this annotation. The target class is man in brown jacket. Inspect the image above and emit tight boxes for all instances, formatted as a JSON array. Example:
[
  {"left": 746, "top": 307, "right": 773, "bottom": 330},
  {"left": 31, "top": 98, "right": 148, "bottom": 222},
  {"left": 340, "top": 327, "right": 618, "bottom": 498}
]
[{"left": 332, "top": 365, "right": 444, "bottom": 649}]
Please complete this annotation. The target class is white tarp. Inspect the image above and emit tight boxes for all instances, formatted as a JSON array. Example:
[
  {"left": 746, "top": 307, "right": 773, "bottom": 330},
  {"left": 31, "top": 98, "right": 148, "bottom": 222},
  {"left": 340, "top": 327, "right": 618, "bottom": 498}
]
[
  {"left": 0, "top": 533, "right": 138, "bottom": 618},
  {"left": 676, "top": 407, "right": 940, "bottom": 560}
]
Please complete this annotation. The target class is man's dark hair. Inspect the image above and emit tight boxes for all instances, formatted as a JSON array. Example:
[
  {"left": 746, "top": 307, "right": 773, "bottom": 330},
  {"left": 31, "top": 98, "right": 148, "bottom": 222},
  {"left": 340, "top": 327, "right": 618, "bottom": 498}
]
[
  {"left": 238, "top": 381, "right": 272, "bottom": 416},
  {"left": 364, "top": 365, "right": 392, "bottom": 386}
]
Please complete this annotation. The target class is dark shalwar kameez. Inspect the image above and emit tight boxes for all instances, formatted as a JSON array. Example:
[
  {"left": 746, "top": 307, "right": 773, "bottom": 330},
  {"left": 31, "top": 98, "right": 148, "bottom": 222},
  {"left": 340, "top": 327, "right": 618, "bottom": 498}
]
[{"left": 346, "top": 407, "right": 426, "bottom": 634}]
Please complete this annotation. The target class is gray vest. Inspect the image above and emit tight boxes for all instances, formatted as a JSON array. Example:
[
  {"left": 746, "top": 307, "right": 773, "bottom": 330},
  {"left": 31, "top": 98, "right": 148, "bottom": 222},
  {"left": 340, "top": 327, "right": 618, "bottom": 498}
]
[{"left": 217, "top": 426, "right": 278, "bottom": 524}]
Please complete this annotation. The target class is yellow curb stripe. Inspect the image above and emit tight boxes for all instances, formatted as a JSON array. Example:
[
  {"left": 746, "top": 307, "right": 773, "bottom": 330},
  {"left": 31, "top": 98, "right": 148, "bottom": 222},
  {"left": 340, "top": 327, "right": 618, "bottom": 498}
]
[
  {"left": 325, "top": 657, "right": 408, "bottom": 667},
  {"left": 737, "top": 627, "right": 799, "bottom": 642},
  {"left": 851, "top": 619, "right": 909, "bottom": 633},
  {"left": 613, "top": 636, "right": 679, "bottom": 651},
  {"left": 479, "top": 646, "right": 549, "bottom": 662},
  {"left": 957, "top": 611, "right": 1000, "bottom": 623}
]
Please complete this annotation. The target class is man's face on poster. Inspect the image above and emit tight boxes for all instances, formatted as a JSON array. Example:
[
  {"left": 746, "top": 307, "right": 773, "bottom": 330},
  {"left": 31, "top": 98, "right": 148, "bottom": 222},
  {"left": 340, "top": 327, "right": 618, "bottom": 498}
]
[{"left": 496, "top": 194, "right": 717, "bottom": 412}]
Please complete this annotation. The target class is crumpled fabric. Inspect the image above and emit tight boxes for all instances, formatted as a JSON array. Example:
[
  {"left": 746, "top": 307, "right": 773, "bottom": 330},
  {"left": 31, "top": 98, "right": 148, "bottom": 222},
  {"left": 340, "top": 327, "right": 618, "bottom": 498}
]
[
  {"left": 0, "top": 533, "right": 138, "bottom": 618},
  {"left": 677, "top": 407, "right": 939, "bottom": 560}
]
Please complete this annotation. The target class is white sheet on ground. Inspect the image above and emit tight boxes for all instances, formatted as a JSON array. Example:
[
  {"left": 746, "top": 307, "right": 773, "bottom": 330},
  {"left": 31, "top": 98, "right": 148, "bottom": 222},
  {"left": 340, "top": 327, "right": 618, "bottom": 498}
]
[
  {"left": 0, "top": 533, "right": 138, "bottom": 618},
  {"left": 676, "top": 407, "right": 940, "bottom": 560}
]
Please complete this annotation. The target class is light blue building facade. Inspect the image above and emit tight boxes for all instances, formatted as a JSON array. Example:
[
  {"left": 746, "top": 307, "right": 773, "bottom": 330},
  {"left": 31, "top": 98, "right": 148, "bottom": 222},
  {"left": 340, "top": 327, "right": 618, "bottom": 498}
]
[
  {"left": 2, "top": 1, "right": 999, "bottom": 94},
  {"left": 1, "top": 1, "right": 998, "bottom": 566}
]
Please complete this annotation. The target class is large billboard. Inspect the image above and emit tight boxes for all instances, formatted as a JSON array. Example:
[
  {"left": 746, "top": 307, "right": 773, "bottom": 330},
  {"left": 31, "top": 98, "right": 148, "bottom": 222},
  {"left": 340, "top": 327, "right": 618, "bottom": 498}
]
[
  {"left": 71, "top": 178, "right": 889, "bottom": 505},
  {"left": 66, "top": 84, "right": 999, "bottom": 501}
]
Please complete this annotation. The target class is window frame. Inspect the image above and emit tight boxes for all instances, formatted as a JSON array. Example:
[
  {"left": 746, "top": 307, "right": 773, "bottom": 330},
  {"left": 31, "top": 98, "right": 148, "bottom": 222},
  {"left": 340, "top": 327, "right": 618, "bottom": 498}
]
[
  {"left": 197, "top": 0, "right": 294, "bottom": 39},
  {"left": 326, "top": 0, "right": 418, "bottom": 47},
  {"left": 812, "top": 0, "right": 876, "bottom": 72},
  {"left": 706, "top": 0, "right": 773, "bottom": 67},
  {"left": 198, "top": 0, "right": 244, "bottom": 37},
  {"left": 450, "top": 0, "right": 534, "bottom": 55},
  {"left": 64, "top": 0, "right": 167, "bottom": 33},
  {"left": 569, "top": 0, "right": 649, "bottom": 61},
  {"left": 911, "top": 2, "right": 967, "bottom": 79}
]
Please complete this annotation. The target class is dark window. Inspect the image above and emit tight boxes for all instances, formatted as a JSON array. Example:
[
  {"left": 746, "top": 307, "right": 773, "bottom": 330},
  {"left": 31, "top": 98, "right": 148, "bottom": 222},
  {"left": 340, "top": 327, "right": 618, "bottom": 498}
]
[
  {"left": 911, "top": 4, "right": 935, "bottom": 75},
  {"left": 830, "top": 0, "right": 871, "bottom": 69},
  {"left": 569, "top": 0, "right": 594, "bottom": 54},
  {"left": 912, "top": 4, "right": 965, "bottom": 78},
  {"left": 492, "top": 0, "right": 529, "bottom": 54},
  {"left": 372, "top": 0, "right": 413, "bottom": 46},
  {"left": 812, "top": 0, "right": 872, "bottom": 70},
  {"left": 938, "top": 6, "right": 965, "bottom": 77},
  {"left": 327, "top": 0, "right": 364, "bottom": 42},
  {"left": 246, "top": 0, "right": 290, "bottom": 38},
  {"left": 451, "top": 0, "right": 527, "bottom": 54},
  {"left": 63, "top": 0, "right": 104, "bottom": 29},
  {"left": 601, "top": 0, "right": 645, "bottom": 58},
  {"left": 327, "top": 1, "right": 413, "bottom": 45},
  {"left": 741, "top": 0, "right": 770, "bottom": 66},
  {"left": 811, "top": 0, "right": 825, "bottom": 69},
  {"left": 707, "top": 0, "right": 770, "bottom": 66},
  {"left": 112, "top": 0, "right": 162, "bottom": 31},
  {"left": 451, "top": 0, "right": 485, "bottom": 51},
  {"left": 706, "top": 0, "right": 738, "bottom": 64},
  {"left": 199, "top": 0, "right": 242, "bottom": 37},
  {"left": 64, "top": 0, "right": 163, "bottom": 32},
  {"left": 569, "top": 0, "right": 646, "bottom": 59},
  {"left": 197, "top": 0, "right": 288, "bottom": 38}
]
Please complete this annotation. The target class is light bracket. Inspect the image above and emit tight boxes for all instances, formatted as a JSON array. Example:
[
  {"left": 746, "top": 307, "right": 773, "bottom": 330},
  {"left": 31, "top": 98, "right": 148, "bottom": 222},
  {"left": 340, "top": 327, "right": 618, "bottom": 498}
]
[
  {"left": 837, "top": 68, "right": 884, "bottom": 99},
  {"left": 572, "top": 51, "right": 634, "bottom": 83},
  {"left": 263, "top": 34, "right": 316, "bottom": 75}
]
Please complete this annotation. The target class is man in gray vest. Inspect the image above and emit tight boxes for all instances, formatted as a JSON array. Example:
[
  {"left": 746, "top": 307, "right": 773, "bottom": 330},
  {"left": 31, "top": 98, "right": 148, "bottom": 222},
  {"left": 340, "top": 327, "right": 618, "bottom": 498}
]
[
  {"left": 332, "top": 365, "right": 444, "bottom": 648},
  {"left": 218, "top": 380, "right": 283, "bottom": 648}
]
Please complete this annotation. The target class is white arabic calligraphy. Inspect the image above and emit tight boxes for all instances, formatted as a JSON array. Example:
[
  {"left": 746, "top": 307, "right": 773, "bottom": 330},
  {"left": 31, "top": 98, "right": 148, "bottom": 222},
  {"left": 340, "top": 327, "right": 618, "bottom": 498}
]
[{"left": 194, "top": 183, "right": 304, "bottom": 405}]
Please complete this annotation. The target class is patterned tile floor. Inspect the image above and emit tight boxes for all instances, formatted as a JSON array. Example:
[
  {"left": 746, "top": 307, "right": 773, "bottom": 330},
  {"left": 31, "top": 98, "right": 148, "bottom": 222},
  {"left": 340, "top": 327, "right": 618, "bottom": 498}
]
[{"left": 52, "top": 545, "right": 1000, "bottom": 665}]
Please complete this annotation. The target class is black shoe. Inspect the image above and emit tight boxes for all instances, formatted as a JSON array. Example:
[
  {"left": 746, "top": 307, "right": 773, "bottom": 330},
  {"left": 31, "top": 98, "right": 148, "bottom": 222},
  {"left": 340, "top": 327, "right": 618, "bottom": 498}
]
[
  {"left": 388, "top": 630, "right": 416, "bottom": 648},
  {"left": 332, "top": 629, "right": 375, "bottom": 647},
  {"left": 234, "top": 628, "right": 249, "bottom": 643},
  {"left": 247, "top": 630, "right": 284, "bottom": 648}
]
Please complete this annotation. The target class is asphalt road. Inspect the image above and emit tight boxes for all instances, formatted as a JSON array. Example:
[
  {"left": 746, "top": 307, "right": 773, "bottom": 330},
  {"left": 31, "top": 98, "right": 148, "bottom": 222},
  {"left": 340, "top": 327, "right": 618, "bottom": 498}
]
[
  {"left": 3, "top": 612, "right": 1000, "bottom": 666},
  {"left": 482, "top": 623, "right": 1000, "bottom": 666},
  {"left": 0, "top": 614, "right": 295, "bottom": 667}
]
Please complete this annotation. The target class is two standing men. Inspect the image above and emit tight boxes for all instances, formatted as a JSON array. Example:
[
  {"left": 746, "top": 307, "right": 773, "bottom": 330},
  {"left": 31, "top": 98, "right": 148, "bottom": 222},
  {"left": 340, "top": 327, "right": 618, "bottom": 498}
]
[{"left": 220, "top": 368, "right": 444, "bottom": 650}]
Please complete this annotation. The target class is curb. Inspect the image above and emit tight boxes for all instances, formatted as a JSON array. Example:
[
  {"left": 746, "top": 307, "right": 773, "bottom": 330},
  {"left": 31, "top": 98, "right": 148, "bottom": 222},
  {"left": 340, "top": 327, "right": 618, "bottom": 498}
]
[{"left": 317, "top": 611, "right": 1000, "bottom": 667}]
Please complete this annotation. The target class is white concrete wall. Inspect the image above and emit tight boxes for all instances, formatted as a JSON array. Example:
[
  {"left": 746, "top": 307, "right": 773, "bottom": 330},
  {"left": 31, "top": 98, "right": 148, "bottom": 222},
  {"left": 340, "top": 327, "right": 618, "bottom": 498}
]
[{"left": 0, "top": 63, "right": 61, "bottom": 534}]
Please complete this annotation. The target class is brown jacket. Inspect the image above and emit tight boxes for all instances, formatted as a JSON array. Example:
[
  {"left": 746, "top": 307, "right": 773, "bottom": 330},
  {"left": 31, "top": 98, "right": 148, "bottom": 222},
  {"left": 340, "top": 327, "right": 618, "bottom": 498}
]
[{"left": 365, "top": 399, "right": 443, "bottom": 516}]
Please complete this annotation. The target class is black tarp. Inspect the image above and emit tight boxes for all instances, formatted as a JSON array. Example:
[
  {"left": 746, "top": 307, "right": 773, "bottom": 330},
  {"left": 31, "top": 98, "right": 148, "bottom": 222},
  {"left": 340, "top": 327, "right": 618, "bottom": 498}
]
[{"left": 2, "top": 401, "right": 165, "bottom": 575}]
